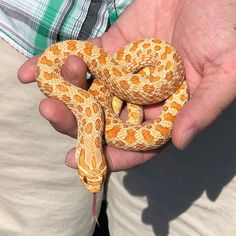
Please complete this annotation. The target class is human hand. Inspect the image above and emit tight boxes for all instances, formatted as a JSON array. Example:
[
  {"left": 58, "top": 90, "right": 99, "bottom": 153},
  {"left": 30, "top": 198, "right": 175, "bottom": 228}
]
[{"left": 18, "top": 0, "right": 236, "bottom": 171}]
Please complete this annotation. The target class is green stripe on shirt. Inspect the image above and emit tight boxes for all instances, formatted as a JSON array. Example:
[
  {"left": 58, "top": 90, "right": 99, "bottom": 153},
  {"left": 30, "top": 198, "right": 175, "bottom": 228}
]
[
  {"left": 34, "top": 0, "right": 63, "bottom": 55},
  {"left": 0, "top": 0, "right": 132, "bottom": 57}
]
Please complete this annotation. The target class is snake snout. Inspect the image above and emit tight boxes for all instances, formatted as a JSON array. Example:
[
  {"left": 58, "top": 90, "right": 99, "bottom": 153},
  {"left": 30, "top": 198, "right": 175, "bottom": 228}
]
[{"left": 81, "top": 169, "right": 106, "bottom": 193}]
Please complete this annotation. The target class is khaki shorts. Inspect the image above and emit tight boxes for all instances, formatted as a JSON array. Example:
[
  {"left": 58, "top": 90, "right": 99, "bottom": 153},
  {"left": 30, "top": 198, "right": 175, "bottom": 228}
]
[
  {"left": 0, "top": 38, "right": 102, "bottom": 236},
  {"left": 1, "top": 38, "right": 236, "bottom": 236}
]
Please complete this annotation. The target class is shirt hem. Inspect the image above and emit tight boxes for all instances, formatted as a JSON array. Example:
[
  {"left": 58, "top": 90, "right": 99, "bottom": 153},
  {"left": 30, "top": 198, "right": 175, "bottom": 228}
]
[{"left": 0, "top": 31, "right": 32, "bottom": 58}]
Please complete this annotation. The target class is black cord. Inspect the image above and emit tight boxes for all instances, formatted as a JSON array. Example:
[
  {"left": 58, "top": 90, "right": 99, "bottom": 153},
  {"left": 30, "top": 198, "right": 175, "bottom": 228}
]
[{"left": 113, "top": 0, "right": 118, "bottom": 19}]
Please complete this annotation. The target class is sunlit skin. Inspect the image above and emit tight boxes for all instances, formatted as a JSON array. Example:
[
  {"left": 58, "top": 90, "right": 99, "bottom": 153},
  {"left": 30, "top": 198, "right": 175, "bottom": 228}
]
[{"left": 18, "top": 0, "right": 236, "bottom": 172}]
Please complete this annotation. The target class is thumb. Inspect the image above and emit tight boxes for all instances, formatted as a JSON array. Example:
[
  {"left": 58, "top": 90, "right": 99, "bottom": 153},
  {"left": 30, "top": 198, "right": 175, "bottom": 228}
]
[{"left": 172, "top": 53, "right": 236, "bottom": 149}]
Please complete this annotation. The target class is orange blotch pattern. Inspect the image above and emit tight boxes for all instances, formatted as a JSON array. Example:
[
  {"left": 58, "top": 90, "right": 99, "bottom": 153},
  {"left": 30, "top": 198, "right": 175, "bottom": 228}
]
[
  {"left": 139, "top": 70, "right": 147, "bottom": 77},
  {"left": 95, "top": 137, "right": 101, "bottom": 148},
  {"left": 85, "top": 123, "right": 93, "bottom": 134},
  {"left": 165, "top": 46, "right": 173, "bottom": 54},
  {"left": 91, "top": 59, "right": 98, "bottom": 68},
  {"left": 63, "top": 52, "right": 71, "bottom": 58},
  {"left": 155, "top": 124, "right": 170, "bottom": 136},
  {"left": 89, "top": 89, "right": 99, "bottom": 97},
  {"left": 92, "top": 103, "right": 100, "bottom": 113},
  {"left": 40, "top": 56, "right": 53, "bottom": 67},
  {"left": 154, "top": 45, "right": 161, "bottom": 51},
  {"left": 181, "top": 94, "right": 188, "bottom": 101},
  {"left": 112, "top": 68, "right": 122, "bottom": 77},
  {"left": 142, "top": 129, "right": 154, "bottom": 144},
  {"left": 67, "top": 41, "right": 77, "bottom": 51},
  {"left": 105, "top": 118, "right": 111, "bottom": 125},
  {"left": 165, "top": 61, "right": 172, "bottom": 71},
  {"left": 125, "top": 54, "right": 132, "bottom": 62},
  {"left": 106, "top": 125, "right": 121, "bottom": 139},
  {"left": 103, "top": 68, "right": 110, "bottom": 79},
  {"left": 158, "top": 65, "right": 164, "bottom": 72},
  {"left": 43, "top": 83, "right": 53, "bottom": 93},
  {"left": 49, "top": 45, "right": 60, "bottom": 55},
  {"left": 170, "top": 101, "right": 181, "bottom": 111},
  {"left": 91, "top": 156, "right": 97, "bottom": 169},
  {"left": 83, "top": 43, "right": 93, "bottom": 56},
  {"left": 143, "top": 84, "right": 155, "bottom": 93},
  {"left": 80, "top": 137, "right": 84, "bottom": 144},
  {"left": 56, "top": 84, "right": 69, "bottom": 92},
  {"left": 116, "top": 49, "right": 124, "bottom": 61},
  {"left": 163, "top": 113, "right": 175, "bottom": 122},
  {"left": 78, "top": 149, "right": 89, "bottom": 171},
  {"left": 74, "top": 95, "right": 85, "bottom": 103},
  {"left": 130, "top": 42, "right": 139, "bottom": 52},
  {"left": 165, "top": 71, "right": 173, "bottom": 81},
  {"left": 62, "top": 95, "right": 71, "bottom": 103},
  {"left": 161, "top": 53, "right": 167, "bottom": 60},
  {"left": 77, "top": 105, "right": 83, "bottom": 113},
  {"left": 160, "top": 84, "right": 168, "bottom": 93},
  {"left": 95, "top": 119, "right": 101, "bottom": 131},
  {"left": 136, "top": 50, "right": 143, "bottom": 57},
  {"left": 124, "top": 129, "right": 136, "bottom": 144},
  {"left": 162, "top": 105, "right": 168, "bottom": 112},
  {"left": 43, "top": 72, "right": 57, "bottom": 80},
  {"left": 98, "top": 51, "right": 107, "bottom": 64},
  {"left": 79, "top": 90, "right": 90, "bottom": 98},
  {"left": 85, "top": 107, "right": 92, "bottom": 117},
  {"left": 119, "top": 80, "right": 130, "bottom": 90},
  {"left": 148, "top": 76, "right": 161, "bottom": 83},
  {"left": 81, "top": 119, "right": 86, "bottom": 126},
  {"left": 148, "top": 66, "right": 156, "bottom": 74},
  {"left": 130, "top": 76, "right": 141, "bottom": 85},
  {"left": 142, "top": 43, "right": 151, "bottom": 49},
  {"left": 53, "top": 58, "right": 61, "bottom": 65}
]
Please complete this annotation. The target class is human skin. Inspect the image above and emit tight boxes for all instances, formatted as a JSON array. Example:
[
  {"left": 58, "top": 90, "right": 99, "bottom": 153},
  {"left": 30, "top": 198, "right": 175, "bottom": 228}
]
[{"left": 18, "top": 0, "right": 236, "bottom": 171}]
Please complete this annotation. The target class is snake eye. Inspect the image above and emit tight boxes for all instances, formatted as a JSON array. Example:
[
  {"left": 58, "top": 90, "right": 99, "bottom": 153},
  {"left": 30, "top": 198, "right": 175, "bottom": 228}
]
[{"left": 83, "top": 176, "right": 88, "bottom": 184}]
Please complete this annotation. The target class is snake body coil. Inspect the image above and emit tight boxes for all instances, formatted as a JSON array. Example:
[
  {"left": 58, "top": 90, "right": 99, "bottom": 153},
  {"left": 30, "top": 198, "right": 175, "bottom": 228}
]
[{"left": 36, "top": 38, "right": 188, "bottom": 193}]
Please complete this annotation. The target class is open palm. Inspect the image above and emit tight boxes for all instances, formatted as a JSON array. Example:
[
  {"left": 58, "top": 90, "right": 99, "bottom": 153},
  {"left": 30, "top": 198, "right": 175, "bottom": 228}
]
[{"left": 18, "top": 0, "right": 236, "bottom": 171}]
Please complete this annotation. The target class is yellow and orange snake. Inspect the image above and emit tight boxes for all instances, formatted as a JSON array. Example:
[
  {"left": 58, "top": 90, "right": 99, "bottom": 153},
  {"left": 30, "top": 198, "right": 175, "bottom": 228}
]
[{"left": 36, "top": 38, "right": 188, "bottom": 201}]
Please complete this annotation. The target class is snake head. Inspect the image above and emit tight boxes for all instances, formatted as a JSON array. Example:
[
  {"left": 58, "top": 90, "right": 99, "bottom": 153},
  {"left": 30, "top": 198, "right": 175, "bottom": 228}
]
[
  {"left": 78, "top": 154, "right": 107, "bottom": 193},
  {"left": 81, "top": 170, "right": 105, "bottom": 193},
  {"left": 80, "top": 167, "right": 107, "bottom": 193}
]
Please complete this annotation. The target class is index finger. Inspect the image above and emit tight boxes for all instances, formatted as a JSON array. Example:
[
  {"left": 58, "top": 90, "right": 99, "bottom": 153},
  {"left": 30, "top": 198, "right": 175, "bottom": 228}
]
[
  {"left": 18, "top": 55, "right": 39, "bottom": 83},
  {"left": 18, "top": 54, "right": 88, "bottom": 88}
]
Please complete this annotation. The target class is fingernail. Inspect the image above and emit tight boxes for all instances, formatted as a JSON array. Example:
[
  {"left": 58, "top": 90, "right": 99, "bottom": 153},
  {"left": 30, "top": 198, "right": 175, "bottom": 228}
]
[{"left": 180, "top": 128, "right": 196, "bottom": 149}]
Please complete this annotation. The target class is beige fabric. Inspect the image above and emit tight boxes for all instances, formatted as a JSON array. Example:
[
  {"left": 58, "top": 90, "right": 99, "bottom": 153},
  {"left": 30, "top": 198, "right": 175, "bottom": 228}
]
[
  {"left": 1, "top": 36, "right": 236, "bottom": 236},
  {"left": 107, "top": 106, "right": 236, "bottom": 234},
  {"left": 0, "top": 38, "right": 101, "bottom": 236}
]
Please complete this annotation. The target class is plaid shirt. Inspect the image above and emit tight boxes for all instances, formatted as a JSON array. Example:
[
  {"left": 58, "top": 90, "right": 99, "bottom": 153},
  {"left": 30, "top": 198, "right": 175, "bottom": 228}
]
[{"left": 0, "top": 0, "right": 131, "bottom": 57}]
